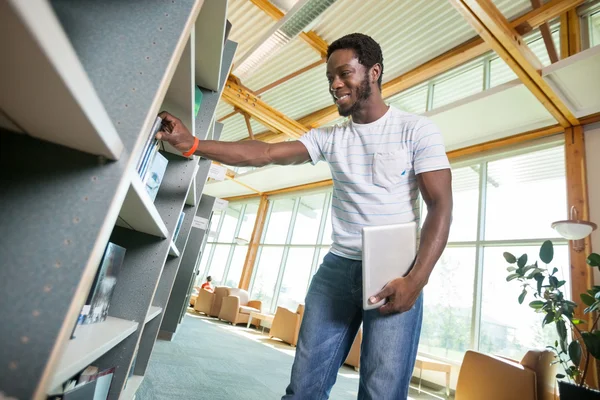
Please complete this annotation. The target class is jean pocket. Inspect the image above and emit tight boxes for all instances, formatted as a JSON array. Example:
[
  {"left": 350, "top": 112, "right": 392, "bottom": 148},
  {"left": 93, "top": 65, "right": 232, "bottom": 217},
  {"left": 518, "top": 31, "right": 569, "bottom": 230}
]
[{"left": 372, "top": 150, "right": 408, "bottom": 188}]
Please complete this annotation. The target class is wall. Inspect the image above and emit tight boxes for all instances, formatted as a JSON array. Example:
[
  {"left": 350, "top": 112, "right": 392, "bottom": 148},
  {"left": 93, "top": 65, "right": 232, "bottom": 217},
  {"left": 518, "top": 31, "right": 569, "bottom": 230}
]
[{"left": 585, "top": 122, "right": 600, "bottom": 284}]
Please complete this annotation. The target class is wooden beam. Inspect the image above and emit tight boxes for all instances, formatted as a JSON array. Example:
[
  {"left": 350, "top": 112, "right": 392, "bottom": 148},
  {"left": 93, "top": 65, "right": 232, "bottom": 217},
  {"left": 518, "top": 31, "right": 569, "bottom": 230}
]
[
  {"left": 561, "top": 8, "right": 581, "bottom": 59},
  {"left": 450, "top": 0, "right": 578, "bottom": 127},
  {"left": 249, "top": 0, "right": 329, "bottom": 58},
  {"left": 446, "top": 124, "right": 564, "bottom": 159},
  {"left": 266, "top": 179, "right": 334, "bottom": 197},
  {"left": 222, "top": 79, "right": 308, "bottom": 139},
  {"left": 564, "top": 125, "right": 596, "bottom": 388},
  {"left": 244, "top": 0, "right": 582, "bottom": 142},
  {"left": 581, "top": 112, "right": 600, "bottom": 126},
  {"left": 255, "top": 59, "right": 327, "bottom": 95},
  {"left": 530, "top": 0, "right": 559, "bottom": 63},
  {"left": 514, "top": 0, "right": 584, "bottom": 35},
  {"left": 238, "top": 195, "right": 269, "bottom": 290},
  {"left": 218, "top": 110, "right": 238, "bottom": 123},
  {"left": 243, "top": 112, "right": 255, "bottom": 140}
]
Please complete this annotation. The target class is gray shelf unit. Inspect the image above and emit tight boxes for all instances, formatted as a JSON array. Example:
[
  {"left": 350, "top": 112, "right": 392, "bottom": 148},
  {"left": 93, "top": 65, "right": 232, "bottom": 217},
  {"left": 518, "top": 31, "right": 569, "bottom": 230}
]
[
  {"left": 0, "top": 1, "right": 235, "bottom": 399},
  {"left": 160, "top": 192, "right": 216, "bottom": 338}
]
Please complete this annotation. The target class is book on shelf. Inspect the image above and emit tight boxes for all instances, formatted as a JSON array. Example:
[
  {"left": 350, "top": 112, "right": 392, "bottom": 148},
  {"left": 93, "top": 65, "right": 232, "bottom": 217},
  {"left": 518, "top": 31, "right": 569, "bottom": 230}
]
[
  {"left": 144, "top": 151, "right": 168, "bottom": 202},
  {"left": 173, "top": 211, "right": 185, "bottom": 243},
  {"left": 48, "top": 366, "right": 114, "bottom": 400},
  {"left": 136, "top": 116, "right": 162, "bottom": 177},
  {"left": 79, "top": 242, "right": 126, "bottom": 325},
  {"left": 194, "top": 85, "right": 203, "bottom": 117}
]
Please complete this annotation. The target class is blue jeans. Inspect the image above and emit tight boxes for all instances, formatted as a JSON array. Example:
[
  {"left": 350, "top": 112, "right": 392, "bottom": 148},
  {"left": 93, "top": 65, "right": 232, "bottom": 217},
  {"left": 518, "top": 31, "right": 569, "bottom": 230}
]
[{"left": 283, "top": 252, "right": 423, "bottom": 400}]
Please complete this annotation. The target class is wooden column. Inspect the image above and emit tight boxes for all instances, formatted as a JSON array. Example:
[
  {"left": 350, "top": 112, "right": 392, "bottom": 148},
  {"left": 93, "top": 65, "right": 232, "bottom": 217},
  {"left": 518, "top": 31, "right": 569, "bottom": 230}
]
[
  {"left": 565, "top": 126, "right": 596, "bottom": 388},
  {"left": 238, "top": 195, "right": 269, "bottom": 290}
]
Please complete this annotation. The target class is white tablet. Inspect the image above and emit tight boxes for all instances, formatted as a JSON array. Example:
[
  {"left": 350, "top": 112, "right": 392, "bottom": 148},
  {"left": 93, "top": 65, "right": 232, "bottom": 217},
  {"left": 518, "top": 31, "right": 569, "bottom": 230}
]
[{"left": 362, "top": 222, "right": 417, "bottom": 310}]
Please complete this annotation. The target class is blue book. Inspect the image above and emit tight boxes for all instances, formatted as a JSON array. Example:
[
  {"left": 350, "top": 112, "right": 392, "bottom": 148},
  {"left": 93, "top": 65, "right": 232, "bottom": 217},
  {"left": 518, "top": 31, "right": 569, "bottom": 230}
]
[{"left": 144, "top": 152, "right": 168, "bottom": 202}]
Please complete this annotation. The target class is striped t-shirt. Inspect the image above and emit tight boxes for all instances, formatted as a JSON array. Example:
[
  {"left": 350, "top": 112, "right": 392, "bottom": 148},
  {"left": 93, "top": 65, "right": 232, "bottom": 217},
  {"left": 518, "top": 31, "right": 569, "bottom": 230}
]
[{"left": 299, "top": 106, "right": 450, "bottom": 260}]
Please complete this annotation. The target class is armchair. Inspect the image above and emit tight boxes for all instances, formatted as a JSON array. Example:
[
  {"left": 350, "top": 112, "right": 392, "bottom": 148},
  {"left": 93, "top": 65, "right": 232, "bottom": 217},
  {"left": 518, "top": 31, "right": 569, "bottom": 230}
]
[
  {"left": 455, "top": 350, "right": 556, "bottom": 400},
  {"left": 218, "top": 288, "right": 262, "bottom": 325},
  {"left": 270, "top": 304, "right": 305, "bottom": 347},
  {"left": 193, "top": 288, "right": 215, "bottom": 315}
]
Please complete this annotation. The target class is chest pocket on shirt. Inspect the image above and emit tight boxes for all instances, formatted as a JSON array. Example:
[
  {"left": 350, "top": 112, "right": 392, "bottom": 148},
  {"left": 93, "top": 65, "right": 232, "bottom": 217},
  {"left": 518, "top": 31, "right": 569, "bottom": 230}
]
[{"left": 372, "top": 150, "right": 409, "bottom": 188}]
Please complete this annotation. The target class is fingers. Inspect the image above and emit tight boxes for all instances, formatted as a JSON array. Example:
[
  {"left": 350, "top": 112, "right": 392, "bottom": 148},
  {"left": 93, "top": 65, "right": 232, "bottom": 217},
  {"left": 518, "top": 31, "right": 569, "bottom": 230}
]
[
  {"left": 369, "top": 286, "right": 392, "bottom": 305},
  {"left": 158, "top": 111, "right": 177, "bottom": 123}
]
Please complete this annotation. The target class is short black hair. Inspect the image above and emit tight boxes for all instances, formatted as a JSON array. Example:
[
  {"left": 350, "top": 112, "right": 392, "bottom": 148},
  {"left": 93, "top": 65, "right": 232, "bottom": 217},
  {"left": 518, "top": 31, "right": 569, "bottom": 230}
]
[
  {"left": 206, "top": 276, "right": 212, "bottom": 282},
  {"left": 327, "top": 33, "right": 384, "bottom": 88}
]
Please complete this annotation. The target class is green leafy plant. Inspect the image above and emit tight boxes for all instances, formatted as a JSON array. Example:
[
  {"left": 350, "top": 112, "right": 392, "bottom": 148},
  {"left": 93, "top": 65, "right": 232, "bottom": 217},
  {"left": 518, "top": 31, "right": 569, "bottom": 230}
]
[{"left": 504, "top": 240, "right": 600, "bottom": 386}]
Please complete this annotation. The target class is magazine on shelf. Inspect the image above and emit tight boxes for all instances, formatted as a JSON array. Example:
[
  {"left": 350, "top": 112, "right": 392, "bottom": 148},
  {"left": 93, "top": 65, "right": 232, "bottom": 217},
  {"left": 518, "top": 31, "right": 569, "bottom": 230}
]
[
  {"left": 144, "top": 151, "right": 168, "bottom": 202},
  {"left": 136, "top": 116, "right": 162, "bottom": 175},
  {"left": 173, "top": 211, "right": 185, "bottom": 243},
  {"left": 80, "top": 242, "right": 126, "bottom": 325}
]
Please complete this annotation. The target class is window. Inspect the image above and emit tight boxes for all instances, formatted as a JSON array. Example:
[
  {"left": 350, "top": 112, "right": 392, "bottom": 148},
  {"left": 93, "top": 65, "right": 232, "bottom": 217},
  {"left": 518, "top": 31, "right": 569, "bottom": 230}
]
[
  {"left": 590, "top": 11, "right": 600, "bottom": 47},
  {"left": 388, "top": 84, "right": 428, "bottom": 114},
  {"left": 432, "top": 63, "right": 484, "bottom": 109},
  {"left": 196, "top": 200, "right": 259, "bottom": 287},
  {"left": 249, "top": 192, "right": 332, "bottom": 313},
  {"left": 419, "top": 143, "right": 570, "bottom": 363}
]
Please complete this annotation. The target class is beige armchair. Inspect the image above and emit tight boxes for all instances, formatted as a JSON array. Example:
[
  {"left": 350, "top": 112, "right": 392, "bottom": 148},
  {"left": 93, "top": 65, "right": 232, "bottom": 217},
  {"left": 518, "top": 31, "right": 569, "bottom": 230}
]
[
  {"left": 193, "top": 288, "right": 215, "bottom": 315},
  {"left": 344, "top": 328, "right": 362, "bottom": 371},
  {"left": 455, "top": 350, "right": 556, "bottom": 400},
  {"left": 218, "top": 288, "right": 262, "bottom": 325},
  {"left": 270, "top": 304, "right": 305, "bottom": 347}
]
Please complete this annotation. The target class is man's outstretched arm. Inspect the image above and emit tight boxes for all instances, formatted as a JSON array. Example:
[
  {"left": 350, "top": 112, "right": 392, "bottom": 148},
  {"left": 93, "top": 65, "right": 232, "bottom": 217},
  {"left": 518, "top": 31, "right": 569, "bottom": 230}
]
[
  {"left": 155, "top": 111, "right": 311, "bottom": 167},
  {"left": 371, "top": 168, "right": 453, "bottom": 314}
]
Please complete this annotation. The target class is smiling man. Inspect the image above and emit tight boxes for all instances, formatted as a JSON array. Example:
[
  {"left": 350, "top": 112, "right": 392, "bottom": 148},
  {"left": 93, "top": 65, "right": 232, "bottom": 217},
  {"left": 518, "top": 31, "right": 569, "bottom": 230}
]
[{"left": 156, "top": 33, "right": 452, "bottom": 400}]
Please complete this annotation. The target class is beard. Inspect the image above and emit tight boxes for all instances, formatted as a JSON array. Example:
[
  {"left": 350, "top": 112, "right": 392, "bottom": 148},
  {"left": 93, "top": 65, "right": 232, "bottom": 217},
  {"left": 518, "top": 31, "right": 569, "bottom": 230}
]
[{"left": 337, "top": 72, "right": 372, "bottom": 117}]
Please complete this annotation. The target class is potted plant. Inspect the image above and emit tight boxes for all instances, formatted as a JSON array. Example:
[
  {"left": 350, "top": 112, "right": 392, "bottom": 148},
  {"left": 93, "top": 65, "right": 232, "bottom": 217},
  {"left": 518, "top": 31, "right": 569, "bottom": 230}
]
[{"left": 504, "top": 240, "right": 600, "bottom": 399}]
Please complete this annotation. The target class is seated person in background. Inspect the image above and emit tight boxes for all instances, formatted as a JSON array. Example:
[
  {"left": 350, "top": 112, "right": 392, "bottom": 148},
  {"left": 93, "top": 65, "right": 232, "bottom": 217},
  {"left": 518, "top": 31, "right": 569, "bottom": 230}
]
[{"left": 198, "top": 276, "right": 214, "bottom": 293}]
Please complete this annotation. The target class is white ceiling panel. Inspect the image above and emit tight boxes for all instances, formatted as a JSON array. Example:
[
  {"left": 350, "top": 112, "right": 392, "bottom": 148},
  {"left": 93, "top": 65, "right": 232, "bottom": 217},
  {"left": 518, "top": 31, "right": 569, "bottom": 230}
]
[
  {"left": 226, "top": 0, "right": 277, "bottom": 67},
  {"left": 425, "top": 80, "right": 557, "bottom": 151},
  {"left": 543, "top": 45, "right": 600, "bottom": 118},
  {"left": 244, "top": 37, "right": 322, "bottom": 91},
  {"left": 203, "top": 179, "right": 256, "bottom": 199},
  {"left": 237, "top": 162, "right": 332, "bottom": 193},
  {"left": 260, "top": 63, "right": 333, "bottom": 120}
]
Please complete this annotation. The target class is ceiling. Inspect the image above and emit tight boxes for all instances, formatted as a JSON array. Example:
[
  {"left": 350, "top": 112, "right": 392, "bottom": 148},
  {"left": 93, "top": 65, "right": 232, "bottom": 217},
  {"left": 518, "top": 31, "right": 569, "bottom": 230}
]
[{"left": 202, "top": 0, "right": 599, "bottom": 199}]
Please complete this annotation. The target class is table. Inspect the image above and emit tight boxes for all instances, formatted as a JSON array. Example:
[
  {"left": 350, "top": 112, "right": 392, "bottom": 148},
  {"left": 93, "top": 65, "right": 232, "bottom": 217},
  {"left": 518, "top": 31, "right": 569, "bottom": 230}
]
[
  {"left": 246, "top": 311, "right": 274, "bottom": 333},
  {"left": 414, "top": 355, "right": 452, "bottom": 397}
]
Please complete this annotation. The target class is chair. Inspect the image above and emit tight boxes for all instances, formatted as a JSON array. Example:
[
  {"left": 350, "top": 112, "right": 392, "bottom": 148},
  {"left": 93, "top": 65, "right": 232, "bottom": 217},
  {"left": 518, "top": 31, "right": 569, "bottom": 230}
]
[
  {"left": 218, "top": 288, "right": 262, "bottom": 325},
  {"left": 269, "top": 304, "right": 305, "bottom": 347},
  {"left": 455, "top": 350, "right": 557, "bottom": 400},
  {"left": 193, "top": 288, "right": 215, "bottom": 315},
  {"left": 344, "top": 328, "right": 362, "bottom": 371}
]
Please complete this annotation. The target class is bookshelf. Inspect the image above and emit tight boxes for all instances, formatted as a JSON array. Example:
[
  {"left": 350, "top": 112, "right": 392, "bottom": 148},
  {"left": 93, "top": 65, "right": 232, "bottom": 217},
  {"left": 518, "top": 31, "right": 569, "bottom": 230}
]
[{"left": 0, "top": 0, "right": 234, "bottom": 399}]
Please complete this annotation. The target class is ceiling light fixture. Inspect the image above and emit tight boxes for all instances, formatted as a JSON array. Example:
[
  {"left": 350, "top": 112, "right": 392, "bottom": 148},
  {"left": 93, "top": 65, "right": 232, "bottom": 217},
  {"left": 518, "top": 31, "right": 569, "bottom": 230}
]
[
  {"left": 233, "top": 0, "right": 337, "bottom": 79},
  {"left": 551, "top": 206, "right": 597, "bottom": 252}
]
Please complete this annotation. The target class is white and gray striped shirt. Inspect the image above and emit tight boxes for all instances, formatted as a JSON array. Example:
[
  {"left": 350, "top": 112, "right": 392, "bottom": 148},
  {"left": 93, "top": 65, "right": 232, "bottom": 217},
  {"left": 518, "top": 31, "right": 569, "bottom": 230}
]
[{"left": 299, "top": 106, "right": 450, "bottom": 260}]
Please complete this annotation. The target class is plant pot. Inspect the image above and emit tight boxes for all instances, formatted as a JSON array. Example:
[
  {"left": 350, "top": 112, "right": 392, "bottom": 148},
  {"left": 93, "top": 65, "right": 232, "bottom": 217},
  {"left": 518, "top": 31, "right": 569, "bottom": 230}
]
[{"left": 559, "top": 381, "right": 600, "bottom": 399}]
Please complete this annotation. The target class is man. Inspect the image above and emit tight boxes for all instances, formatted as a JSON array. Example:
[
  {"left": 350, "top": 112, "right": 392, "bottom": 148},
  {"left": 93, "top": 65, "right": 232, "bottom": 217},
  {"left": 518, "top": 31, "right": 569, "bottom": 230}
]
[{"left": 157, "top": 33, "right": 452, "bottom": 400}]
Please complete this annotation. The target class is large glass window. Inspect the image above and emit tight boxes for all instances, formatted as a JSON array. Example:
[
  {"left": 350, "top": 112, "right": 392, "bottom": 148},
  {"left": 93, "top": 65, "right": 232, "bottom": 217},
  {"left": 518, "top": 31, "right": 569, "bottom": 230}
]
[
  {"left": 589, "top": 10, "right": 600, "bottom": 47},
  {"left": 250, "top": 247, "right": 284, "bottom": 312},
  {"left": 197, "top": 200, "right": 260, "bottom": 288},
  {"left": 420, "top": 247, "right": 476, "bottom": 362},
  {"left": 419, "top": 142, "right": 569, "bottom": 364},
  {"left": 250, "top": 192, "right": 332, "bottom": 313}
]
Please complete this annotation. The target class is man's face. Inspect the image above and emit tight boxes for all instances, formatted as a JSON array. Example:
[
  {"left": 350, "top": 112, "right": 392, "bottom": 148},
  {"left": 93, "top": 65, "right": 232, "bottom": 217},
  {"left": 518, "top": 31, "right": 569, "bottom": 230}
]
[{"left": 326, "top": 49, "right": 372, "bottom": 117}]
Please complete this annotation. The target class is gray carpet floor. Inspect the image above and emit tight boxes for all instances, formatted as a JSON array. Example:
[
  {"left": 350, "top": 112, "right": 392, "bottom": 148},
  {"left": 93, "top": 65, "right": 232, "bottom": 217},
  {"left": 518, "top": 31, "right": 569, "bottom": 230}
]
[{"left": 136, "top": 310, "right": 450, "bottom": 400}]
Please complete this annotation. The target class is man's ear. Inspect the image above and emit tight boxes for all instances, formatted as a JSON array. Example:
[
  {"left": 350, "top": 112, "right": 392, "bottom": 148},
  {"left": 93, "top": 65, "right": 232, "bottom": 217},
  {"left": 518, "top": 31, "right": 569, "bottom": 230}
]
[{"left": 370, "top": 63, "right": 382, "bottom": 85}]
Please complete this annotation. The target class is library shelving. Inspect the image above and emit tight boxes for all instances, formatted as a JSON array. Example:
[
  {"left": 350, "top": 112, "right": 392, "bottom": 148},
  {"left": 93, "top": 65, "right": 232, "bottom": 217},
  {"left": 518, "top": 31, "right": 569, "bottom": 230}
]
[{"left": 0, "top": 0, "right": 234, "bottom": 399}]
